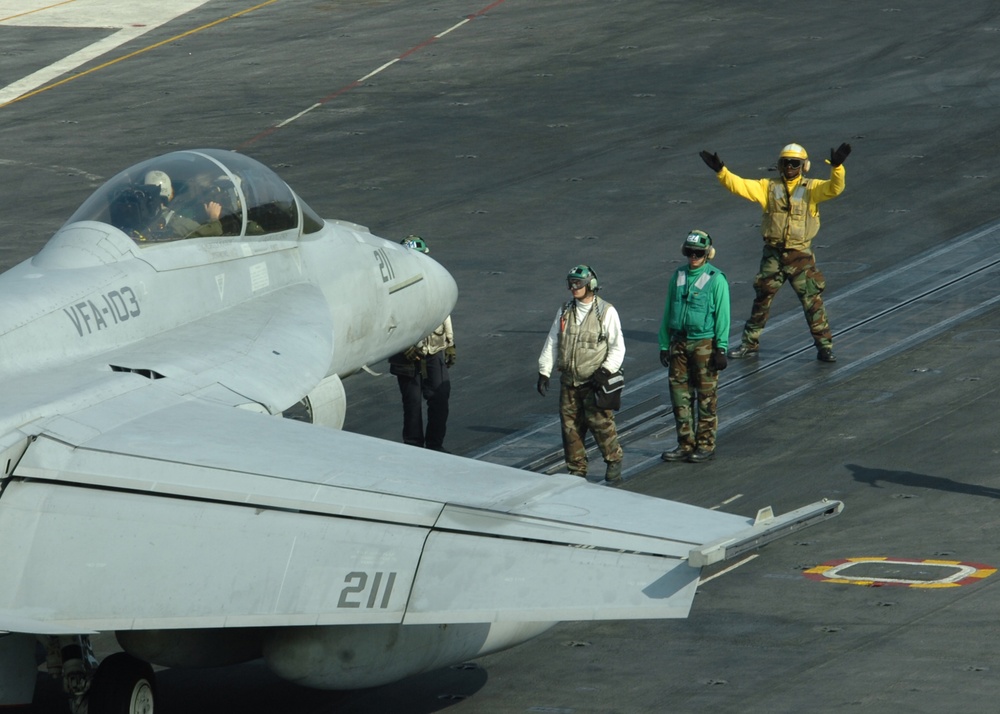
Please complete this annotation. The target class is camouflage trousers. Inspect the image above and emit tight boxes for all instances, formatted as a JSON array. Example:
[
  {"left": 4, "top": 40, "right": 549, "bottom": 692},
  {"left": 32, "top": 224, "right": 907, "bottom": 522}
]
[
  {"left": 740, "top": 246, "right": 832, "bottom": 350},
  {"left": 668, "top": 338, "right": 719, "bottom": 451},
  {"left": 559, "top": 380, "right": 623, "bottom": 476}
]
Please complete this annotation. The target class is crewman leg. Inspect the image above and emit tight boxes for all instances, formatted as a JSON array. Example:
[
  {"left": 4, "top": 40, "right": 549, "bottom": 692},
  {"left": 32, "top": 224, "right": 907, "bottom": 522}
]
[
  {"left": 667, "top": 341, "right": 697, "bottom": 451},
  {"left": 397, "top": 374, "right": 425, "bottom": 447},
  {"left": 788, "top": 255, "right": 833, "bottom": 350},
  {"left": 422, "top": 353, "right": 451, "bottom": 450},
  {"left": 740, "top": 248, "right": 785, "bottom": 348},
  {"left": 690, "top": 340, "right": 720, "bottom": 451},
  {"left": 584, "top": 389, "right": 623, "bottom": 465},
  {"left": 559, "top": 383, "right": 590, "bottom": 475}
]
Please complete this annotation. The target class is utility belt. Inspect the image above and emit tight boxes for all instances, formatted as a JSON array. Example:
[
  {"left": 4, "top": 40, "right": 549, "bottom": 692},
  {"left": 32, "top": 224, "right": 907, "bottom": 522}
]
[
  {"left": 671, "top": 331, "right": 716, "bottom": 345},
  {"left": 388, "top": 351, "right": 431, "bottom": 379},
  {"left": 763, "top": 240, "right": 814, "bottom": 255}
]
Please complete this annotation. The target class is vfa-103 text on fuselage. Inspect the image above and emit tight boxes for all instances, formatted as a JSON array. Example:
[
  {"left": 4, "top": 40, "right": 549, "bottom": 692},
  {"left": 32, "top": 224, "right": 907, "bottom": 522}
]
[{"left": 0, "top": 150, "right": 841, "bottom": 713}]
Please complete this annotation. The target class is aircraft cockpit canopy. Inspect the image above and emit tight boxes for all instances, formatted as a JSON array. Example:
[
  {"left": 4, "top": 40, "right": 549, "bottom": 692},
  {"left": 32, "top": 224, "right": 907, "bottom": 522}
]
[{"left": 65, "top": 149, "right": 325, "bottom": 244}]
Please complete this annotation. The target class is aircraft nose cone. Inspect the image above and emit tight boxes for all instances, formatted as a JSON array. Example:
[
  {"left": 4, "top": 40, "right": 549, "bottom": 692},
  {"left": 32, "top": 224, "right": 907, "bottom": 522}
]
[{"left": 423, "top": 254, "right": 458, "bottom": 320}]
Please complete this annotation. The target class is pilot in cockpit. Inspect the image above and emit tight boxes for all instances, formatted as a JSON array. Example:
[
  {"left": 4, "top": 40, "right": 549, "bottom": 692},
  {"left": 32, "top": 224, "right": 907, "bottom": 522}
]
[
  {"left": 108, "top": 165, "right": 266, "bottom": 241},
  {"left": 204, "top": 175, "right": 254, "bottom": 236},
  {"left": 109, "top": 170, "right": 226, "bottom": 242},
  {"left": 141, "top": 170, "right": 226, "bottom": 241}
]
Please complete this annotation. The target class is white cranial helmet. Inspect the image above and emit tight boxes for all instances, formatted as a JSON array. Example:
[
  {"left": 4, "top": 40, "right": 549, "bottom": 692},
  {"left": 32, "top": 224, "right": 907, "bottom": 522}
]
[{"left": 143, "top": 170, "right": 174, "bottom": 201}]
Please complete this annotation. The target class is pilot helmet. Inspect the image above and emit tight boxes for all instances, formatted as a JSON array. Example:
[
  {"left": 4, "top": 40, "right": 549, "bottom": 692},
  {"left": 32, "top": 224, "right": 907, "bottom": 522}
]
[
  {"left": 401, "top": 235, "right": 429, "bottom": 254},
  {"left": 143, "top": 170, "right": 174, "bottom": 202}
]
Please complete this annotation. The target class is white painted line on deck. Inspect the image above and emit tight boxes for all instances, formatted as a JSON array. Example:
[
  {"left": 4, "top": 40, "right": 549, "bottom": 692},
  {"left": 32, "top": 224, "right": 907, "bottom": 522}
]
[
  {"left": 437, "top": 18, "right": 471, "bottom": 37},
  {"left": 0, "top": 0, "right": 214, "bottom": 106},
  {"left": 358, "top": 58, "right": 401, "bottom": 83},
  {"left": 711, "top": 494, "right": 744, "bottom": 510},
  {"left": 239, "top": 0, "right": 509, "bottom": 148}
]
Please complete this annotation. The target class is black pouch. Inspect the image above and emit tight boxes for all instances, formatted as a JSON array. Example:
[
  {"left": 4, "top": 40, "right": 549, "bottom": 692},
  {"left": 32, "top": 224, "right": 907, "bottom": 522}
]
[
  {"left": 388, "top": 352, "right": 416, "bottom": 378},
  {"left": 592, "top": 368, "right": 624, "bottom": 411}
]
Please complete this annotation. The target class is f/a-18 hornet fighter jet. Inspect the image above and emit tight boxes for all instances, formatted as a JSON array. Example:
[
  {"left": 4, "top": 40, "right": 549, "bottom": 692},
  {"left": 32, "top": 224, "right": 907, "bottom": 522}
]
[{"left": 0, "top": 149, "right": 841, "bottom": 713}]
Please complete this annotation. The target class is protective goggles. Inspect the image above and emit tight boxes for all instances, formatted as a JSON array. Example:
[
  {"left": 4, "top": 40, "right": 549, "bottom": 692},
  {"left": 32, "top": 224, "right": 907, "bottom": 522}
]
[
  {"left": 779, "top": 158, "right": 803, "bottom": 169},
  {"left": 567, "top": 279, "right": 588, "bottom": 290},
  {"left": 682, "top": 247, "right": 707, "bottom": 258}
]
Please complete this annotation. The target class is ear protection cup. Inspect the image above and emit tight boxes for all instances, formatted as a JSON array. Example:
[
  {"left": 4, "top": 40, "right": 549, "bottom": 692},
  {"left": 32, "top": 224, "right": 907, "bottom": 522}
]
[
  {"left": 803, "top": 159, "right": 811, "bottom": 173},
  {"left": 707, "top": 246, "right": 716, "bottom": 260}
]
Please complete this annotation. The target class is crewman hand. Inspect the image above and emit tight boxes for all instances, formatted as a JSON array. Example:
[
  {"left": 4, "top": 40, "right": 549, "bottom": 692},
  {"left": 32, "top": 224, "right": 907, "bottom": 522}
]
[
  {"left": 444, "top": 345, "right": 457, "bottom": 367},
  {"left": 536, "top": 373, "right": 550, "bottom": 396},
  {"left": 659, "top": 349, "right": 670, "bottom": 368},
  {"left": 699, "top": 150, "right": 724, "bottom": 173},
  {"left": 711, "top": 348, "right": 728, "bottom": 371},
  {"left": 403, "top": 346, "right": 421, "bottom": 361},
  {"left": 829, "top": 142, "right": 852, "bottom": 167}
]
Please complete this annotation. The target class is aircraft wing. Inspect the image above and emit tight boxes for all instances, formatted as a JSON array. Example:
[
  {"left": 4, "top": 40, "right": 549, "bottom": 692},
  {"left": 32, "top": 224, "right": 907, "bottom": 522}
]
[
  {"left": 97, "top": 282, "right": 335, "bottom": 414},
  {"left": 0, "top": 281, "right": 335, "bottom": 443},
  {"left": 0, "top": 381, "right": 838, "bottom": 634}
]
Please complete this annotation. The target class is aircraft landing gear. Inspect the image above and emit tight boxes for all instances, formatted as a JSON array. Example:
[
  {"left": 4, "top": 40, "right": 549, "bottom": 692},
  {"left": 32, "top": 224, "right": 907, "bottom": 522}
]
[
  {"left": 45, "top": 636, "right": 156, "bottom": 714},
  {"left": 85, "top": 652, "right": 157, "bottom": 714}
]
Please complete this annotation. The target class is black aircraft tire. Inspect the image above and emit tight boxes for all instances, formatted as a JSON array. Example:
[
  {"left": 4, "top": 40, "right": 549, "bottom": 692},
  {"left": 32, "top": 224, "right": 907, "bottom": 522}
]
[{"left": 87, "top": 652, "right": 156, "bottom": 714}]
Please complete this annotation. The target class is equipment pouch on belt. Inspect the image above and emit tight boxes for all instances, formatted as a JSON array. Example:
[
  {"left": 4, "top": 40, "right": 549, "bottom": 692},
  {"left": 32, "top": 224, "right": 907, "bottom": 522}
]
[
  {"left": 388, "top": 351, "right": 417, "bottom": 378},
  {"left": 592, "top": 367, "right": 624, "bottom": 411}
]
